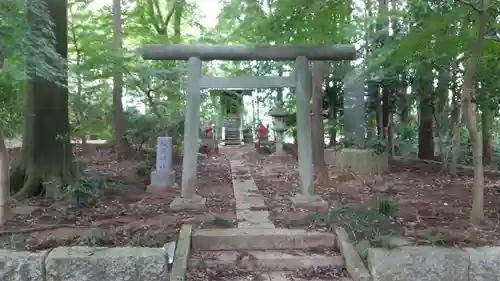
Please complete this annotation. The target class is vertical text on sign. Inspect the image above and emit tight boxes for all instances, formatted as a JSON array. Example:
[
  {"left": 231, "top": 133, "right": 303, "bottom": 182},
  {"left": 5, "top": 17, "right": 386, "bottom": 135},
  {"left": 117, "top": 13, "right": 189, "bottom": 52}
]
[{"left": 156, "top": 136, "right": 172, "bottom": 171}]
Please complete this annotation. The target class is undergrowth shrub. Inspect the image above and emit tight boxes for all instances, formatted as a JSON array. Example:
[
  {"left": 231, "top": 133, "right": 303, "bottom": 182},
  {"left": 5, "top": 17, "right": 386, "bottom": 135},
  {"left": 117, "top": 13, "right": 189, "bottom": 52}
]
[
  {"left": 313, "top": 196, "right": 399, "bottom": 242},
  {"left": 135, "top": 161, "right": 151, "bottom": 177}
]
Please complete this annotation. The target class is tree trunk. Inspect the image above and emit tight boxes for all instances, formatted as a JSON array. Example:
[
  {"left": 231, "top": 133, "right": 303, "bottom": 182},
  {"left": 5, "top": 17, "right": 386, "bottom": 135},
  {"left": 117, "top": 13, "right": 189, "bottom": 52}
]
[
  {"left": 416, "top": 64, "right": 435, "bottom": 160},
  {"left": 0, "top": 129, "right": 9, "bottom": 225},
  {"left": 481, "top": 105, "right": 492, "bottom": 165},
  {"left": 399, "top": 92, "right": 409, "bottom": 124},
  {"left": 311, "top": 62, "right": 328, "bottom": 184},
  {"left": 326, "top": 87, "right": 338, "bottom": 147},
  {"left": 10, "top": 0, "right": 72, "bottom": 200},
  {"left": 328, "top": 116, "right": 337, "bottom": 147},
  {"left": 0, "top": 53, "right": 9, "bottom": 225},
  {"left": 418, "top": 98, "right": 434, "bottom": 159},
  {"left": 449, "top": 70, "right": 461, "bottom": 175},
  {"left": 436, "top": 67, "right": 450, "bottom": 170},
  {"left": 382, "top": 87, "right": 392, "bottom": 148},
  {"left": 172, "top": 0, "right": 184, "bottom": 43},
  {"left": 376, "top": 96, "right": 383, "bottom": 138},
  {"left": 112, "top": 0, "right": 129, "bottom": 158},
  {"left": 462, "top": 0, "right": 488, "bottom": 223},
  {"left": 449, "top": 94, "right": 461, "bottom": 175}
]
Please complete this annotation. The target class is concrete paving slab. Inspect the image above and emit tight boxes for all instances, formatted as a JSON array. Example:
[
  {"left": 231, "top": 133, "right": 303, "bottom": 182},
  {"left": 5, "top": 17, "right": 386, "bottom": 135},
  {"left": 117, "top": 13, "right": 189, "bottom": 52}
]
[
  {"left": 189, "top": 250, "right": 344, "bottom": 271},
  {"left": 192, "top": 228, "right": 336, "bottom": 251},
  {"left": 230, "top": 160, "right": 275, "bottom": 229}
]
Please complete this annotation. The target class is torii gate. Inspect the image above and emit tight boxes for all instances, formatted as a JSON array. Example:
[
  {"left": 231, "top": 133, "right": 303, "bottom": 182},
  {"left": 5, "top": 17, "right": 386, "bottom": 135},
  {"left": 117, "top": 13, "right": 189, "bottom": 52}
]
[{"left": 141, "top": 44, "right": 356, "bottom": 210}]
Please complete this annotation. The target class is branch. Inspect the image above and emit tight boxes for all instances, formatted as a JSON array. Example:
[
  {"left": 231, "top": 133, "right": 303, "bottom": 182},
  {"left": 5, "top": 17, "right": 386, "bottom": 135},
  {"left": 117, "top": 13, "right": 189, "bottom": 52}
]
[
  {"left": 485, "top": 35, "right": 500, "bottom": 42},
  {"left": 455, "top": 0, "right": 481, "bottom": 12},
  {"left": 163, "top": 2, "right": 177, "bottom": 33},
  {"left": 146, "top": 0, "right": 163, "bottom": 35}
]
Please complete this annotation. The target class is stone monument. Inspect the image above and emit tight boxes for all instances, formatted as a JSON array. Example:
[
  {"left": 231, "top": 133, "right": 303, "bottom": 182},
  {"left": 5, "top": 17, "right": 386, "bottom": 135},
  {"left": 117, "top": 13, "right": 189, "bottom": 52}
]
[
  {"left": 148, "top": 136, "right": 175, "bottom": 191},
  {"left": 269, "top": 106, "right": 287, "bottom": 156},
  {"left": 324, "top": 68, "right": 389, "bottom": 173},
  {"left": 343, "top": 67, "right": 366, "bottom": 146}
]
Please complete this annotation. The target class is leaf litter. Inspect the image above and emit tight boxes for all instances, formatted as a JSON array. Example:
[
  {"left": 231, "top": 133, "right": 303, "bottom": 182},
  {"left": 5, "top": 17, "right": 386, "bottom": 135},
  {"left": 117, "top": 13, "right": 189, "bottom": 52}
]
[
  {"left": 242, "top": 146, "right": 500, "bottom": 247},
  {"left": 1, "top": 143, "right": 237, "bottom": 251}
]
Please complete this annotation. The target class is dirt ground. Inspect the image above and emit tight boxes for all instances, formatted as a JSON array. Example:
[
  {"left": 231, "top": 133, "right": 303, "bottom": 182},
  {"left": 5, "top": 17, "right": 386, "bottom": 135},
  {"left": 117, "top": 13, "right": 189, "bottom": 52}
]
[
  {"left": 242, "top": 148, "right": 500, "bottom": 247},
  {"left": 4, "top": 142, "right": 500, "bottom": 250},
  {"left": 187, "top": 267, "right": 349, "bottom": 281},
  {"left": 188, "top": 246, "right": 348, "bottom": 281},
  {"left": 1, "top": 145, "right": 236, "bottom": 251}
]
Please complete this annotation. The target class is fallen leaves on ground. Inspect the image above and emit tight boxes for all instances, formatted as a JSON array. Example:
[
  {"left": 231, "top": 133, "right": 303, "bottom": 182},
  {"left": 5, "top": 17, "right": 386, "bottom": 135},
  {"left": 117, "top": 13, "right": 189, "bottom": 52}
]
[
  {"left": 1, "top": 145, "right": 236, "bottom": 251},
  {"left": 241, "top": 147, "right": 500, "bottom": 246}
]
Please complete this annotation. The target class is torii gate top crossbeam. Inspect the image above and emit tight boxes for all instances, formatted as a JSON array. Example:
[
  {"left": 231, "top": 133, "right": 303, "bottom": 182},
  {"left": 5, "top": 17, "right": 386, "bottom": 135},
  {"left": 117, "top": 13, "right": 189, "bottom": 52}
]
[{"left": 142, "top": 44, "right": 356, "bottom": 61}]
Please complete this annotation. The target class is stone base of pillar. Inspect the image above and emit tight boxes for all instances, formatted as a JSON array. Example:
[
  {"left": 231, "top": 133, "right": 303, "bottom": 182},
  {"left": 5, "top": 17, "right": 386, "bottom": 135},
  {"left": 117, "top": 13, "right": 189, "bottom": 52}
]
[
  {"left": 170, "top": 195, "right": 206, "bottom": 211},
  {"left": 269, "top": 150, "right": 287, "bottom": 158},
  {"left": 324, "top": 148, "right": 389, "bottom": 174},
  {"left": 148, "top": 170, "right": 175, "bottom": 192},
  {"left": 290, "top": 194, "right": 328, "bottom": 211}
]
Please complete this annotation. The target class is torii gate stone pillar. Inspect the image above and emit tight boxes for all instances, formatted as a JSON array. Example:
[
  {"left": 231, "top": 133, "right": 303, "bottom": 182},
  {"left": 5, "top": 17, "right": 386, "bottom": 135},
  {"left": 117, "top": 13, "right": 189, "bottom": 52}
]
[{"left": 142, "top": 44, "right": 356, "bottom": 211}]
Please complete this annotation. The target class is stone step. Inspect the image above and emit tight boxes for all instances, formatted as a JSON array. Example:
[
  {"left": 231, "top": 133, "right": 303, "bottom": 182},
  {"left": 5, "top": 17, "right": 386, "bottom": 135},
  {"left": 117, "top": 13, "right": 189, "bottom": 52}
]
[
  {"left": 222, "top": 126, "right": 240, "bottom": 130},
  {"left": 224, "top": 140, "right": 242, "bottom": 146},
  {"left": 187, "top": 270, "right": 351, "bottom": 281},
  {"left": 266, "top": 271, "right": 351, "bottom": 281},
  {"left": 192, "top": 228, "right": 336, "bottom": 251},
  {"left": 189, "top": 249, "right": 344, "bottom": 271}
]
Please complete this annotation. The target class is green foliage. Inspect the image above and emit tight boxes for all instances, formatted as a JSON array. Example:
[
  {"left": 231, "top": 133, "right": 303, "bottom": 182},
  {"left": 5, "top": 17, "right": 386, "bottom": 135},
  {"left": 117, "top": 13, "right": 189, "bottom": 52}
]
[
  {"left": 124, "top": 107, "right": 184, "bottom": 151},
  {"left": 375, "top": 196, "right": 399, "bottom": 217},
  {"left": 211, "top": 216, "right": 236, "bottom": 228},
  {"left": 1, "top": 0, "right": 65, "bottom": 83},
  {"left": 0, "top": 0, "right": 66, "bottom": 136},
  {"left": 314, "top": 197, "right": 399, "bottom": 242},
  {"left": 367, "top": 138, "right": 387, "bottom": 155},
  {"left": 0, "top": 81, "right": 23, "bottom": 137},
  {"left": 395, "top": 122, "right": 416, "bottom": 144},
  {"left": 64, "top": 174, "right": 99, "bottom": 205},
  {"left": 135, "top": 161, "right": 151, "bottom": 177}
]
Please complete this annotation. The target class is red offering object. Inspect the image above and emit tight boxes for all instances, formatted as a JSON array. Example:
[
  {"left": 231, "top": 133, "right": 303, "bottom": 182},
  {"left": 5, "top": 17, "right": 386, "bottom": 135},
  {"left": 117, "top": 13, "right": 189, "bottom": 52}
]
[
  {"left": 204, "top": 124, "right": 212, "bottom": 137},
  {"left": 256, "top": 122, "right": 267, "bottom": 139}
]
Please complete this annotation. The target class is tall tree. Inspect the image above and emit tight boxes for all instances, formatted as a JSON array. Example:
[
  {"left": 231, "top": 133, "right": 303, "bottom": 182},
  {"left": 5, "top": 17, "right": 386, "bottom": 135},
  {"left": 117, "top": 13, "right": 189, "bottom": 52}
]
[
  {"left": 460, "top": 0, "right": 489, "bottom": 222},
  {"left": 10, "top": 0, "right": 72, "bottom": 200},
  {"left": 112, "top": 0, "right": 129, "bottom": 158}
]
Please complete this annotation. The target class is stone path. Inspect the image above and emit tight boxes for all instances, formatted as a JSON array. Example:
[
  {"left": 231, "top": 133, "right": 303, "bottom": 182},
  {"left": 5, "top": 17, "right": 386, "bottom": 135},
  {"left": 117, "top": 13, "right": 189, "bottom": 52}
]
[
  {"left": 187, "top": 147, "right": 352, "bottom": 281},
  {"left": 230, "top": 159, "right": 274, "bottom": 229}
]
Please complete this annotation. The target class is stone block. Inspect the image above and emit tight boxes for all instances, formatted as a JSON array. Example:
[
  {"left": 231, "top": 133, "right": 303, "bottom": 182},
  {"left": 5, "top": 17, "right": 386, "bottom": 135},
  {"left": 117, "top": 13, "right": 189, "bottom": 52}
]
[
  {"left": 325, "top": 148, "right": 389, "bottom": 174},
  {"left": 189, "top": 250, "right": 344, "bottom": 271},
  {"left": 335, "top": 227, "right": 371, "bottom": 281},
  {"left": 11, "top": 206, "right": 41, "bottom": 216},
  {"left": 290, "top": 194, "right": 328, "bottom": 211},
  {"left": 466, "top": 247, "right": 500, "bottom": 281},
  {"left": 192, "top": 228, "right": 335, "bottom": 251},
  {"left": 169, "top": 195, "right": 206, "bottom": 211},
  {"left": 0, "top": 249, "right": 48, "bottom": 281},
  {"left": 367, "top": 246, "right": 469, "bottom": 281},
  {"left": 267, "top": 271, "right": 351, "bottom": 281},
  {"left": 45, "top": 247, "right": 168, "bottom": 281},
  {"left": 149, "top": 169, "right": 175, "bottom": 189},
  {"left": 170, "top": 224, "right": 192, "bottom": 281},
  {"left": 237, "top": 210, "right": 275, "bottom": 229}
]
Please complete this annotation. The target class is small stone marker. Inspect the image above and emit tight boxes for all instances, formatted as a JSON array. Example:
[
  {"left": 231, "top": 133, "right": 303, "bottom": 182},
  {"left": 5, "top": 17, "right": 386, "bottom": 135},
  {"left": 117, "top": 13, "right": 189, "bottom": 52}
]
[
  {"left": 156, "top": 136, "right": 172, "bottom": 171},
  {"left": 149, "top": 136, "right": 175, "bottom": 191}
]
